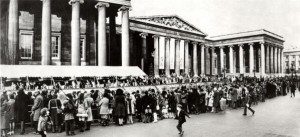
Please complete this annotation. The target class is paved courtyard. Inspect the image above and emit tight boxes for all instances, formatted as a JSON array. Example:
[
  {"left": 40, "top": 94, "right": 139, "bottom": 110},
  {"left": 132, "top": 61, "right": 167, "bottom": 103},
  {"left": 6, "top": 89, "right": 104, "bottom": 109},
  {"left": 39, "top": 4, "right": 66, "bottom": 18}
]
[{"left": 14, "top": 92, "right": 300, "bottom": 137}]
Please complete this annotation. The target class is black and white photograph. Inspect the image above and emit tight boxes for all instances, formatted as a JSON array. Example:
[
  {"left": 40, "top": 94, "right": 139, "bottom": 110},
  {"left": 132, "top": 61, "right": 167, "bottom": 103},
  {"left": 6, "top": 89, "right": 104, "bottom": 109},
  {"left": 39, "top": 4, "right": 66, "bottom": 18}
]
[{"left": 0, "top": 0, "right": 300, "bottom": 137}]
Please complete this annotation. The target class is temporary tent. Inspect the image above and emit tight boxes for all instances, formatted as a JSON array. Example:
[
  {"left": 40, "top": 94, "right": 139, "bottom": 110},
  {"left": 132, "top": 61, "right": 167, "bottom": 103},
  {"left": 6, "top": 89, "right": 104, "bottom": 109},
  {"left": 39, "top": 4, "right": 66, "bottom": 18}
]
[{"left": 0, "top": 65, "right": 146, "bottom": 78}]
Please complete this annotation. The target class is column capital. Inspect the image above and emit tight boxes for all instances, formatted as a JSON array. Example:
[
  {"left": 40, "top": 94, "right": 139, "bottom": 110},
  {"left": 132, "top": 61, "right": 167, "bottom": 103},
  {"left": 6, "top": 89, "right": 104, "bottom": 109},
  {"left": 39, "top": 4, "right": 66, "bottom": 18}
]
[
  {"left": 95, "top": 2, "right": 109, "bottom": 9},
  {"left": 238, "top": 44, "right": 244, "bottom": 47},
  {"left": 152, "top": 34, "right": 160, "bottom": 39},
  {"left": 185, "top": 40, "right": 191, "bottom": 43},
  {"left": 139, "top": 33, "right": 148, "bottom": 39},
  {"left": 119, "top": 6, "right": 132, "bottom": 12},
  {"left": 259, "top": 41, "right": 265, "bottom": 45},
  {"left": 219, "top": 46, "right": 225, "bottom": 49},
  {"left": 192, "top": 41, "right": 198, "bottom": 45},
  {"left": 165, "top": 37, "right": 171, "bottom": 40},
  {"left": 205, "top": 46, "right": 211, "bottom": 49},
  {"left": 210, "top": 47, "right": 215, "bottom": 50},
  {"left": 248, "top": 43, "right": 254, "bottom": 46},
  {"left": 69, "top": 0, "right": 84, "bottom": 5},
  {"left": 228, "top": 45, "right": 234, "bottom": 48},
  {"left": 40, "top": 0, "right": 50, "bottom": 2}
]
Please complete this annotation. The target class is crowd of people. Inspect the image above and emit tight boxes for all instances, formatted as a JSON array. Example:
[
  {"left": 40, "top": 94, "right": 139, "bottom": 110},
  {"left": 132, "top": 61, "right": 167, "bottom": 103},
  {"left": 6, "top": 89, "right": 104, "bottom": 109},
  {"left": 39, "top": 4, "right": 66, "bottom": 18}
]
[{"left": 1, "top": 76, "right": 300, "bottom": 137}]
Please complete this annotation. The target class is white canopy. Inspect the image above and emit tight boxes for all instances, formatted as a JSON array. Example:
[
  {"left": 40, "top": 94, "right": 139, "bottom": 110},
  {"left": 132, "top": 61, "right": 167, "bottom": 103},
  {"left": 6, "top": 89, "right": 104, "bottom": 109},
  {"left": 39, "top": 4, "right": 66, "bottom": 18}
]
[{"left": 0, "top": 65, "right": 146, "bottom": 78}]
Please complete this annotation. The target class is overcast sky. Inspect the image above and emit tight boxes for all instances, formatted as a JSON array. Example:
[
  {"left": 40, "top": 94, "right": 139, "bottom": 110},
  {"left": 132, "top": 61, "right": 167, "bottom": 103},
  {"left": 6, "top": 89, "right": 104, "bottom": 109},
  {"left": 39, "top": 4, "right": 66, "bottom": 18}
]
[{"left": 129, "top": 0, "right": 300, "bottom": 50}]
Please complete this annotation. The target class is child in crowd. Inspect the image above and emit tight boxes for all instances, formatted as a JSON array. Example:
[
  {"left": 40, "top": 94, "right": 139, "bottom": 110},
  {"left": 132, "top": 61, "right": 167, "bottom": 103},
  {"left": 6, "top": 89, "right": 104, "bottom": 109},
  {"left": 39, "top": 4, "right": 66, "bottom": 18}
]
[
  {"left": 175, "top": 104, "right": 190, "bottom": 135},
  {"left": 38, "top": 108, "right": 49, "bottom": 137},
  {"left": 7, "top": 94, "right": 15, "bottom": 135}
]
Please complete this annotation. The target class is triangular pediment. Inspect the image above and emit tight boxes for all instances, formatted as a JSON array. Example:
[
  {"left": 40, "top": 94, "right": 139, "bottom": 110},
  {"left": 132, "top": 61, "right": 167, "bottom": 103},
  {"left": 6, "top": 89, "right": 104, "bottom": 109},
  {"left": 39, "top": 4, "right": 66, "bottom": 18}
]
[{"left": 130, "top": 15, "right": 206, "bottom": 36}]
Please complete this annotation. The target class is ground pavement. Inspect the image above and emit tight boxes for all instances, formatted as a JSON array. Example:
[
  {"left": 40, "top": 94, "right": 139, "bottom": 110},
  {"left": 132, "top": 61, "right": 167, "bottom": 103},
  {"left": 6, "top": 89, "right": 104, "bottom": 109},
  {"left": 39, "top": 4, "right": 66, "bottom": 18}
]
[{"left": 14, "top": 92, "right": 300, "bottom": 137}]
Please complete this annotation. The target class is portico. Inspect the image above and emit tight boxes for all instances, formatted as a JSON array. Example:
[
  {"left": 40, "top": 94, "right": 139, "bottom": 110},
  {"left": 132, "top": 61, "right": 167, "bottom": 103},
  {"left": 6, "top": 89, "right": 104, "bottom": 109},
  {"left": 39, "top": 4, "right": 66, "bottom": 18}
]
[
  {"left": 208, "top": 30, "right": 285, "bottom": 77},
  {"left": 130, "top": 15, "right": 207, "bottom": 77}
]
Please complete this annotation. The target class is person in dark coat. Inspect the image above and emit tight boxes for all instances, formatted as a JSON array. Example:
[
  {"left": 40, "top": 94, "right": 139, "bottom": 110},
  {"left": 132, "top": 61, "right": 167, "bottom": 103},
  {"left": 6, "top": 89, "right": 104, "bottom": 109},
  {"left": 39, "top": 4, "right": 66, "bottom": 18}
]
[
  {"left": 114, "top": 89, "right": 126, "bottom": 126},
  {"left": 213, "top": 90, "right": 220, "bottom": 113},
  {"left": 192, "top": 88, "right": 201, "bottom": 114},
  {"left": 48, "top": 94, "right": 62, "bottom": 133},
  {"left": 175, "top": 104, "right": 190, "bottom": 135},
  {"left": 282, "top": 81, "right": 287, "bottom": 96},
  {"left": 135, "top": 93, "right": 143, "bottom": 122},
  {"left": 15, "top": 88, "right": 29, "bottom": 135},
  {"left": 141, "top": 91, "right": 153, "bottom": 123},
  {"left": 243, "top": 92, "right": 255, "bottom": 116},
  {"left": 168, "top": 92, "right": 177, "bottom": 118},
  {"left": 291, "top": 82, "right": 296, "bottom": 98}
]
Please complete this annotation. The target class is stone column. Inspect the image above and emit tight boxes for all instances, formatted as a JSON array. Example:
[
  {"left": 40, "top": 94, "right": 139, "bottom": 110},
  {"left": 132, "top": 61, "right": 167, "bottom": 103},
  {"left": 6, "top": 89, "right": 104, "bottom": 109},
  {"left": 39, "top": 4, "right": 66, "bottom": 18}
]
[
  {"left": 95, "top": 2, "right": 109, "bottom": 66},
  {"left": 69, "top": 0, "right": 83, "bottom": 66},
  {"left": 270, "top": 45, "right": 274, "bottom": 73},
  {"left": 211, "top": 47, "right": 215, "bottom": 75},
  {"left": 274, "top": 46, "right": 278, "bottom": 73},
  {"left": 140, "top": 33, "right": 148, "bottom": 71},
  {"left": 120, "top": 6, "right": 131, "bottom": 66},
  {"left": 153, "top": 35, "right": 159, "bottom": 77},
  {"left": 205, "top": 46, "right": 210, "bottom": 75},
  {"left": 239, "top": 44, "right": 244, "bottom": 74},
  {"left": 184, "top": 40, "right": 189, "bottom": 75},
  {"left": 8, "top": 0, "right": 19, "bottom": 64},
  {"left": 41, "top": 0, "right": 51, "bottom": 65},
  {"left": 229, "top": 45, "right": 234, "bottom": 73},
  {"left": 175, "top": 39, "right": 180, "bottom": 75},
  {"left": 277, "top": 46, "right": 280, "bottom": 73},
  {"left": 201, "top": 44, "right": 205, "bottom": 76},
  {"left": 109, "top": 13, "right": 117, "bottom": 65},
  {"left": 260, "top": 42, "right": 265, "bottom": 76},
  {"left": 220, "top": 47, "right": 224, "bottom": 74},
  {"left": 280, "top": 47, "right": 283, "bottom": 73},
  {"left": 265, "top": 44, "right": 270, "bottom": 73},
  {"left": 170, "top": 38, "right": 175, "bottom": 70},
  {"left": 193, "top": 42, "right": 198, "bottom": 77},
  {"left": 249, "top": 43, "right": 254, "bottom": 75},
  {"left": 159, "top": 36, "right": 165, "bottom": 70},
  {"left": 165, "top": 37, "right": 170, "bottom": 77},
  {"left": 295, "top": 48, "right": 298, "bottom": 73}
]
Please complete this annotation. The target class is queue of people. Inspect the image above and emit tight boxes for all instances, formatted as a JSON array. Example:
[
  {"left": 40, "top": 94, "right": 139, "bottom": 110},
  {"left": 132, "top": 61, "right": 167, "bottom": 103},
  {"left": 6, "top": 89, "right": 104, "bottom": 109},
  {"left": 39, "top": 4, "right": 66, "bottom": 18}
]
[{"left": 1, "top": 76, "right": 299, "bottom": 137}]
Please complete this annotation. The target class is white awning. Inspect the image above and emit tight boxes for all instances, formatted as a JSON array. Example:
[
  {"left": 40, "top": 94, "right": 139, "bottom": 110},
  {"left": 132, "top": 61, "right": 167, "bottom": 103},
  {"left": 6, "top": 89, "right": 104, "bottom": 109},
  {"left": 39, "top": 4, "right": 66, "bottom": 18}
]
[{"left": 0, "top": 65, "right": 146, "bottom": 78}]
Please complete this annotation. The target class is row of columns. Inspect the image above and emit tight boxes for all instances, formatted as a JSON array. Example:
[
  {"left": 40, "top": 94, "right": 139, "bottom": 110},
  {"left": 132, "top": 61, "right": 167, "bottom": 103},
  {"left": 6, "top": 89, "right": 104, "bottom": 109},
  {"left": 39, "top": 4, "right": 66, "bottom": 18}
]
[
  {"left": 141, "top": 34, "right": 205, "bottom": 77},
  {"left": 7, "top": 0, "right": 131, "bottom": 66},
  {"left": 219, "top": 42, "right": 283, "bottom": 76}
]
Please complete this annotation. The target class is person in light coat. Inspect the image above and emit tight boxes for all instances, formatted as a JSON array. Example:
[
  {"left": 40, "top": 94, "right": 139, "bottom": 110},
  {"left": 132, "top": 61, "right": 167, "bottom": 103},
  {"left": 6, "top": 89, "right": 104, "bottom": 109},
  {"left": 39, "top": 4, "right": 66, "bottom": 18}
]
[
  {"left": 32, "top": 91, "right": 44, "bottom": 134},
  {"left": 84, "top": 92, "right": 93, "bottom": 130},
  {"left": 126, "top": 93, "right": 136, "bottom": 124},
  {"left": 99, "top": 93, "right": 110, "bottom": 126}
]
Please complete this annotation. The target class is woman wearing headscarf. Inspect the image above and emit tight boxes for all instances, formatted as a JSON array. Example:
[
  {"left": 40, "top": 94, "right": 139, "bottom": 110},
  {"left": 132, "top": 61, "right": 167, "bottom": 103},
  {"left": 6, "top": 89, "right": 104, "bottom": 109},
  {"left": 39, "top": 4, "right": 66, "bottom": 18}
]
[
  {"left": 84, "top": 92, "right": 93, "bottom": 130},
  {"left": 15, "top": 88, "right": 29, "bottom": 135},
  {"left": 114, "top": 89, "right": 126, "bottom": 126}
]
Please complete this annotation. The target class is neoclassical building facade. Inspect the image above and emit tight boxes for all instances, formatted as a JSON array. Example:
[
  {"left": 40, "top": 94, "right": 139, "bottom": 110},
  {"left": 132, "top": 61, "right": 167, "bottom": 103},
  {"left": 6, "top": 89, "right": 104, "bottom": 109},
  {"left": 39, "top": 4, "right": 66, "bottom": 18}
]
[
  {"left": 0, "top": 0, "right": 285, "bottom": 77},
  {"left": 283, "top": 49, "right": 300, "bottom": 74}
]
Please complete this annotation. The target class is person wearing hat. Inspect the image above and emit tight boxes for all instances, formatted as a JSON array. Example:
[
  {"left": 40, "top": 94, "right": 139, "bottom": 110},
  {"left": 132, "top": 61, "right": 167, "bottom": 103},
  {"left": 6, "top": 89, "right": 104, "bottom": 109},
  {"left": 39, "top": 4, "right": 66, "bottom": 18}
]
[{"left": 175, "top": 104, "right": 191, "bottom": 135}]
